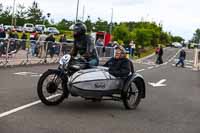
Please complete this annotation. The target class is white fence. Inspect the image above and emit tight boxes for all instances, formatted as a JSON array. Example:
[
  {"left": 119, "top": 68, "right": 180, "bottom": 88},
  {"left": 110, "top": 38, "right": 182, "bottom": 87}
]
[{"left": 0, "top": 38, "right": 114, "bottom": 67}]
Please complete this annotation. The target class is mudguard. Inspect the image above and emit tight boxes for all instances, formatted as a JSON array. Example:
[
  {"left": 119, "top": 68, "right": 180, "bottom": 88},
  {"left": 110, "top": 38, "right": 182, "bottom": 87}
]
[{"left": 122, "top": 73, "right": 146, "bottom": 98}]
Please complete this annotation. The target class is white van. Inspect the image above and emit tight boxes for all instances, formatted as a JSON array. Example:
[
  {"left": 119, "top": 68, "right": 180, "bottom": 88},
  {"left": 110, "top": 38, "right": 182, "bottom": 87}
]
[{"left": 23, "top": 23, "right": 35, "bottom": 32}]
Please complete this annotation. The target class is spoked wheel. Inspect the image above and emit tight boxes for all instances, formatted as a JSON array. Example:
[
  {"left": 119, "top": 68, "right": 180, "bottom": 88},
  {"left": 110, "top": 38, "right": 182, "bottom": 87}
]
[
  {"left": 122, "top": 81, "right": 141, "bottom": 110},
  {"left": 37, "top": 70, "right": 68, "bottom": 105}
]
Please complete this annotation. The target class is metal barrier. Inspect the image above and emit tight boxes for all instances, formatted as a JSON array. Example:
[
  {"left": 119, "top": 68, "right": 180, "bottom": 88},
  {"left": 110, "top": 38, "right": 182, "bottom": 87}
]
[
  {"left": 0, "top": 38, "right": 73, "bottom": 67},
  {"left": 193, "top": 48, "right": 200, "bottom": 70},
  {"left": 96, "top": 46, "right": 115, "bottom": 58},
  {"left": 0, "top": 38, "right": 114, "bottom": 67}
]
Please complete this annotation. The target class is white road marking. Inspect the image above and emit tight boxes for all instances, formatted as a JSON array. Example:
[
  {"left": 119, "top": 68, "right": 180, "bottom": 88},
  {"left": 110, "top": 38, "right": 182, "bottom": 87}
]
[
  {"left": 14, "top": 72, "right": 42, "bottom": 77},
  {"left": 163, "top": 62, "right": 168, "bottom": 65},
  {"left": 148, "top": 79, "right": 167, "bottom": 87},
  {"left": 147, "top": 66, "right": 154, "bottom": 69},
  {"left": 31, "top": 74, "right": 42, "bottom": 77},
  {"left": 14, "top": 72, "right": 39, "bottom": 76},
  {"left": 185, "top": 62, "right": 193, "bottom": 65},
  {"left": 0, "top": 94, "right": 61, "bottom": 118},
  {"left": 185, "top": 65, "right": 193, "bottom": 69},
  {"left": 136, "top": 69, "right": 146, "bottom": 72},
  {"left": 172, "top": 64, "right": 193, "bottom": 69}
]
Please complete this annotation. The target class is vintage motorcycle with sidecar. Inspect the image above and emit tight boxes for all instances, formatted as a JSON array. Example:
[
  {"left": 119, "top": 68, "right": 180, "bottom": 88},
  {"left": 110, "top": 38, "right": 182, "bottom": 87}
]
[{"left": 37, "top": 54, "right": 146, "bottom": 109}]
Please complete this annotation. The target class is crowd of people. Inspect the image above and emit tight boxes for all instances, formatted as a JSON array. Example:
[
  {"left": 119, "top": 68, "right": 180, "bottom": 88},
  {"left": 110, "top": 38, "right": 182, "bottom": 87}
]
[{"left": 0, "top": 29, "right": 70, "bottom": 58}]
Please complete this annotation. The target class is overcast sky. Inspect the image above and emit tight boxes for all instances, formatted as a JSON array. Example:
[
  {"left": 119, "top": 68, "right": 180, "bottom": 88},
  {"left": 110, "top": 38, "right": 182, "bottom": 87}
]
[{"left": 1, "top": 0, "right": 200, "bottom": 40}]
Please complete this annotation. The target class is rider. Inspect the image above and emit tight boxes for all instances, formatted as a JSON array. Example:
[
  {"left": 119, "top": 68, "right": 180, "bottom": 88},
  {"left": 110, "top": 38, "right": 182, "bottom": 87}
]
[
  {"left": 70, "top": 22, "right": 99, "bottom": 66},
  {"left": 103, "top": 46, "right": 131, "bottom": 77}
]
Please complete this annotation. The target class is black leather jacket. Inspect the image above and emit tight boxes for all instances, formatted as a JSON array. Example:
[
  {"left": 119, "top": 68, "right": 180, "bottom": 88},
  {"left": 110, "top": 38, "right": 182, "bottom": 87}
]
[
  {"left": 71, "top": 35, "right": 98, "bottom": 61},
  {"left": 103, "top": 57, "right": 131, "bottom": 77}
]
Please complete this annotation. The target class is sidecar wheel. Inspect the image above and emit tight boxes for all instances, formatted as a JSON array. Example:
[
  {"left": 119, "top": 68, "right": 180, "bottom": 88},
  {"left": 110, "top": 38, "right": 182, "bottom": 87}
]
[
  {"left": 37, "top": 70, "right": 68, "bottom": 106},
  {"left": 122, "top": 81, "right": 141, "bottom": 110}
]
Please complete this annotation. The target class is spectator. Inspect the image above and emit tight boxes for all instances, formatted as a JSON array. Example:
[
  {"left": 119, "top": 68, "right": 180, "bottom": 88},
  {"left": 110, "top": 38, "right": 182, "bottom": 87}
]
[
  {"left": 155, "top": 45, "right": 163, "bottom": 64},
  {"left": 13, "top": 31, "right": 19, "bottom": 39},
  {"left": 30, "top": 32, "right": 38, "bottom": 56},
  {"left": 37, "top": 32, "right": 47, "bottom": 58},
  {"left": 59, "top": 34, "right": 68, "bottom": 55},
  {"left": 176, "top": 48, "right": 186, "bottom": 67},
  {"left": 59, "top": 34, "right": 67, "bottom": 42},
  {"left": 8, "top": 30, "right": 14, "bottom": 38},
  {"left": 0, "top": 28, "right": 6, "bottom": 39},
  {"left": 21, "top": 31, "right": 27, "bottom": 50},
  {"left": 96, "top": 38, "right": 104, "bottom": 46},
  {"left": 45, "top": 34, "right": 55, "bottom": 58},
  {"left": 129, "top": 40, "right": 136, "bottom": 58}
]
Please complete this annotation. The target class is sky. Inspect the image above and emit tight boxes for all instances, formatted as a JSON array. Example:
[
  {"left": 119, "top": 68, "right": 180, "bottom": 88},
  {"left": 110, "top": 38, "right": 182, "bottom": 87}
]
[{"left": 1, "top": 0, "right": 200, "bottom": 41}]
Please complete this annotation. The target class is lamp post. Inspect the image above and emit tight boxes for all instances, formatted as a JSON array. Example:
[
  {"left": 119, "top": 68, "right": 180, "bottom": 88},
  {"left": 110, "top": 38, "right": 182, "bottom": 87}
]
[
  {"left": 82, "top": 5, "right": 85, "bottom": 22},
  {"left": 109, "top": 8, "right": 113, "bottom": 34},
  {"left": 43, "top": 13, "right": 51, "bottom": 25},
  {"left": 75, "top": 0, "right": 80, "bottom": 23},
  {"left": 0, "top": 4, "right": 3, "bottom": 12},
  {"left": 11, "top": 0, "right": 16, "bottom": 26}
]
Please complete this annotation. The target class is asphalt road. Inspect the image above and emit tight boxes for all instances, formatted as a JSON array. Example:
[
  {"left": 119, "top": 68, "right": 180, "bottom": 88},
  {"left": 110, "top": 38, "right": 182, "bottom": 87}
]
[{"left": 0, "top": 47, "right": 199, "bottom": 133}]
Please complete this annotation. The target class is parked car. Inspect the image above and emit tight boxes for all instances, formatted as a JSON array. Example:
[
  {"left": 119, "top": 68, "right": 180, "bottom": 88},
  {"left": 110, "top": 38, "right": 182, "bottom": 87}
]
[
  {"left": 46, "top": 27, "right": 60, "bottom": 35},
  {"left": 23, "top": 23, "right": 35, "bottom": 33},
  {"left": 35, "top": 24, "right": 46, "bottom": 33},
  {"left": 0, "top": 24, "right": 3, "bottom": 30},
  {"left": 3, "top": 25, "right": 15, "bottom": 31},
  {"left": 15, "top": 26, "right": 23, "bottom": 32},
  {"left": 172, "top": 42, "right": 182, "bottom": 48}
]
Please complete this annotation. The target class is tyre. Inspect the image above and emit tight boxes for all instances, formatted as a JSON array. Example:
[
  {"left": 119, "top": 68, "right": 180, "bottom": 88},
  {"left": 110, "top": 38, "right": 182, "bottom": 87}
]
[
  {"left": 122, "top": 81, "right": 141, "bottom": 110},
  {"left": 37, "top": 70, "right": 68, "bottom": 105}
]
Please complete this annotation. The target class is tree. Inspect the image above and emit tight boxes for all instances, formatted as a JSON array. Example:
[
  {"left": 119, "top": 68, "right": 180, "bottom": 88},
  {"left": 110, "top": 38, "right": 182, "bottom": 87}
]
[
  {"left": 0, "top": 5, "right": 12, "bottom": 25},
  {"left": 150, "top": 30, "right": 160, "bottom": 47},
  {"left": 172, "top": 36, "right": 184, "bottom": 43},
  {"left": 192, "top": 29, "right": 200, "bottom": 43},
  {"left": 113, "top": 24, "right": 129, "bottom": 44},
  {"left": 84, "top": 16, "right": 93, "bottom": 32},
  {"left": 134, "top": 28, "right": 152, "bottom": 48},
  {"left": 26, "top": 1, "right": 43, "bottom": 24},
  {"left": 95, "top": 17, "right": 109, "bottom": 32},
  {"left": 15, "top": 4, "right": 27, "bottom": 26},
  {"left": 160, "top": 32, "right": 171, "bottom": 45}
]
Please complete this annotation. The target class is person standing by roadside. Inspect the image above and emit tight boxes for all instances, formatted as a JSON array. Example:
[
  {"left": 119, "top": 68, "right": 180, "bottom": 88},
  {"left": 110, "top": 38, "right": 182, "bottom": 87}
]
[
  {"left": 155, "top": 45, "right": 163, "bottom": 64},
  {"left": 45, "top": 34, "right": 55, "bottom": 58},
  {"left": 129, "top": 40, "right": 136, "bottom": 58},
  {"left": 0, "top": 28, "right": 6, "bottom": 39},
  {"left": 176, "top": 47, "right": 186, "bottom": 67},
  {"left": 59, "top": 34, "right": 68, "bottom": 55},
  {"left": 21, "top": 31, "right": 27, "bottom": 50},
  {"left": 30, "top": 32, "right": 38, "bottom": 56},
  {"left": 96, "top": 38, "right": 104, "bottom": 46},
  {"left": 37, "top": 32, "right": 47, "bottom": 58}
]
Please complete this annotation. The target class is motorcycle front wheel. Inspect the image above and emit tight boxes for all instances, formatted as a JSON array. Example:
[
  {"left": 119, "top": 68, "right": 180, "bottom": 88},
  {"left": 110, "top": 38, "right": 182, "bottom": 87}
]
[{"left": 37, "top": 70, "right": 68, "bottom": 105}]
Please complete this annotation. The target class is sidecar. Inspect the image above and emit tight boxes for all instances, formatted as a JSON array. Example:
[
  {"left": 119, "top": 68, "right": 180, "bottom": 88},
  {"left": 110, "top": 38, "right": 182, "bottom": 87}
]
[
  {"left": 68, "top": 65, "right": 145, "bottom": 109},
  {"left": 37, "top": 54, "right": 146, "bottom": 109}
]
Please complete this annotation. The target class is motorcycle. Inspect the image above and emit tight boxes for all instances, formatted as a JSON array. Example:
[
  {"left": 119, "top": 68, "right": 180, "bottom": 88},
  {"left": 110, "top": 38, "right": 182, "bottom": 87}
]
[{"left": 37, "top": 54, "right": 146, "bottom": 109}]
